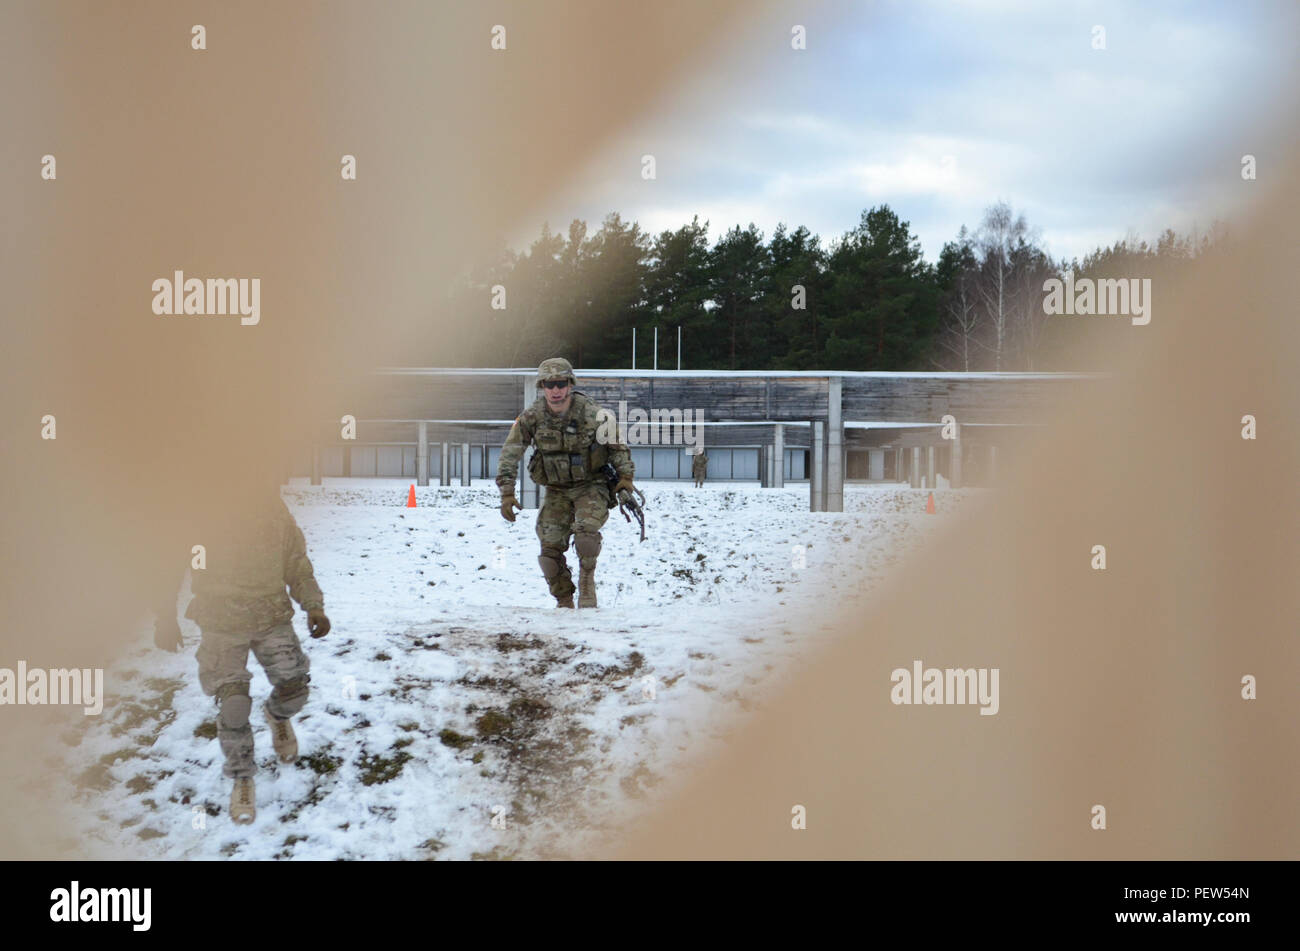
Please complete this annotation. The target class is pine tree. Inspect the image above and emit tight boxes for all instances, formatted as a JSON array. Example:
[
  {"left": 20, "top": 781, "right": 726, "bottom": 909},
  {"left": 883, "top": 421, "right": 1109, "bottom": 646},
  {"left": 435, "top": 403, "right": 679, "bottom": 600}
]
[{"left": 823, "top": 206, "right": 937, "bottom": 369}]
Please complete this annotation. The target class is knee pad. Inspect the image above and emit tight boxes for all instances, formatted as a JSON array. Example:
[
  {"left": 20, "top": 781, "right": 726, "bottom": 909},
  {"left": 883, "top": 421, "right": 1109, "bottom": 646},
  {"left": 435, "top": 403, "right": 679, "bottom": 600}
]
[
  {"left": 574, "top": 532, "right": 601, "bottom": 560},
  {"left": 274, "top": 675, "right": 310, "bottom": 705},
  {"left": 538, "top": 547, "right": 569, "bottom": 581},
  {"left": 214, "top": 680, "right": 250, "bottom": 705},
  {"left": 218, "top": 691, "right": 252, "bottom": 731}
]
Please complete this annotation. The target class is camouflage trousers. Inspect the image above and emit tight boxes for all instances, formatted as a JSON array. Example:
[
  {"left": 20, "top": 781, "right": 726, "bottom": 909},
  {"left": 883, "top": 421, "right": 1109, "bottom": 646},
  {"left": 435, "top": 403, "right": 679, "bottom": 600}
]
[
  {"left": 195, "top": 621, "right": 311, "bottom": 778},
  {"left": 536, "top": 481, "right": 610, "bottom": 599}
]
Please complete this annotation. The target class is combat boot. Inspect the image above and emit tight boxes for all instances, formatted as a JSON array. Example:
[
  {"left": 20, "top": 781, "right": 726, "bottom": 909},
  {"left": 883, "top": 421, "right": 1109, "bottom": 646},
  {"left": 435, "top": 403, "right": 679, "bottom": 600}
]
[
  {"left": 556, "top": 595, "right": 575, "bottom": 608},
  {"left": 574, "top": 532, "right": 602, "bottom": 609},
  {"left": 577, "top": 566, "right": 597, "bottom": 608},
  {"left": 230, "top": 777, "right": 256, "bottom": 825},
  {"left": 263, "top": 701, "right": 298, "bottom": 763}
]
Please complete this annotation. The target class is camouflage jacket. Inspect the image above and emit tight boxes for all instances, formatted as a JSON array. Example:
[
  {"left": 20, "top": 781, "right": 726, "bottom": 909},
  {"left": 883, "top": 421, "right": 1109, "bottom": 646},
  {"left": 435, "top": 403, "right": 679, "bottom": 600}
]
[
  {"left": 692, "top": 453, "right": 708, "bottom": 475},
  {"left": 497, "top": 391, "right": 633, "bottom": 491},
  {"left": 184, "top": 497, "right": 325, "bottom": 633}
]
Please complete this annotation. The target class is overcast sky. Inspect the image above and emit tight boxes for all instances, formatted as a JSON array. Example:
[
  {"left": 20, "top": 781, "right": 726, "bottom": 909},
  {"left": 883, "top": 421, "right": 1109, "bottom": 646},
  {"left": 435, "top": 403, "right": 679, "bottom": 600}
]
[{"left": 517, "top": 0, "right": 1300, "bottom": 266}]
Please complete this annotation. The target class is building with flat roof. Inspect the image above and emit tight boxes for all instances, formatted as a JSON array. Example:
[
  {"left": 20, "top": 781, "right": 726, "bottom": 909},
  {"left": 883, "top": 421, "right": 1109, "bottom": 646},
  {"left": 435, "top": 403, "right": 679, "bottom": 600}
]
[{"left": 292, "top": 368, "right": 1097, "bottom": 511}]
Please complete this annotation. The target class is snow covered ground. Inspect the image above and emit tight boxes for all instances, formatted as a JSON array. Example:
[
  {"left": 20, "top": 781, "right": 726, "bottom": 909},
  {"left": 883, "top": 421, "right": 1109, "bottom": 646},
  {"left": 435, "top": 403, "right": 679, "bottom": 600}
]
[{"left": 47, "top": 479, "right": 981, "bottom": 860}]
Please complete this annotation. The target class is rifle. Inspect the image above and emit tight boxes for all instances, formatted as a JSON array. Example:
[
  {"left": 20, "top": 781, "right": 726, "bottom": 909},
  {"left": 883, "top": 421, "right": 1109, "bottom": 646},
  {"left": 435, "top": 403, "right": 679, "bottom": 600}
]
[{"left": 600, "top": 463, "right": 647, "bottom": 542}]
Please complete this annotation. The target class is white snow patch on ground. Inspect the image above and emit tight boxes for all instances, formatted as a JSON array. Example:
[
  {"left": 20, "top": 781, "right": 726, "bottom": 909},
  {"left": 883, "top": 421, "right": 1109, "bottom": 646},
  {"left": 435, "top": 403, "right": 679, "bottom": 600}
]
[{"left": 49, "top": 480, "right": 979, "bottom": 860}]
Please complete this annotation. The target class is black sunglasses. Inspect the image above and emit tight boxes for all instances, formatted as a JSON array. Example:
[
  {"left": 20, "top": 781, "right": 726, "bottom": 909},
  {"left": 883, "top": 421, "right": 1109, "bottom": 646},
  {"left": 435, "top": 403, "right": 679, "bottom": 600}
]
[{"left": 542, "top": 380, "right": 570, "bottom": 390}]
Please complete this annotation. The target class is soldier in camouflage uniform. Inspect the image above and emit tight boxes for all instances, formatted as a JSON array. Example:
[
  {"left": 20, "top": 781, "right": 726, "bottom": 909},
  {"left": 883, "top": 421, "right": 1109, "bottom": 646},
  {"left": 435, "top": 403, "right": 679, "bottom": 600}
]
[
  {"left": 691, "top": 449, "right": 708, "bottom": 488},
  {"left": 154, "top": 487, "right": 330, "bottom": 825},
  {"left": 496, "top": 358, "right": 635, "bottom": 609}
]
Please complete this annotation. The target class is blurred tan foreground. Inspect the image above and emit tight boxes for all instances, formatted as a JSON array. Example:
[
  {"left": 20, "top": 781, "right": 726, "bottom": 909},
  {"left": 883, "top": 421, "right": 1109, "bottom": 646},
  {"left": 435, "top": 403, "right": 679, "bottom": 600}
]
[
  {"left": 605, "top": 171, "right": 1300, "bottom": 859},
  {"left": 0, "top": 0, "right": 749, "bottom": 859}
]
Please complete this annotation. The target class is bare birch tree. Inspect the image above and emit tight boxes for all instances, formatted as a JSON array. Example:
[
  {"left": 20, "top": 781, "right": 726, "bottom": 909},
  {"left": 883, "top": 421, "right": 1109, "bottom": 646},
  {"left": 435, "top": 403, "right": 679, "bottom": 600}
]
[{"left": 975, "top": 202, "right": 1029, "bottom": 371}]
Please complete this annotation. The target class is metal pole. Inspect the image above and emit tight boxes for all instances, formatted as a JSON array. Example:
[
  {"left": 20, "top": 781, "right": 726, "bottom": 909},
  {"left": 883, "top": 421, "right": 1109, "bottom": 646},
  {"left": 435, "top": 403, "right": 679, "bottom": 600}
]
[
  {"left": 677, "top": 325, "right": 681, "bottom": 369},
  {"left": 416, "top": 423, "right": 428, "bottom": 487},
  {"left": 951, "top": 422, "right": 963, "bottom": 489},
  {"left": 653, "top": 327, "right": 658, "bottom": 371},
  {"left": 520, "top": 375, "right": 538, "bottom": 509},
  {"left": 773, "top": 424, "right": 784, "bottom": 488},
  {"left": 632, "top": 328, "right": 636, "bottom": 371},
  {"left": 461, "top": 443, "right": 471, "bottom": 487}
]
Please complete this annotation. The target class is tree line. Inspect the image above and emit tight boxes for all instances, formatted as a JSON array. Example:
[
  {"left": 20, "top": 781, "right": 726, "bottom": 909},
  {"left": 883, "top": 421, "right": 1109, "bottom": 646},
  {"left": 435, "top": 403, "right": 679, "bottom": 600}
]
[{"left": 437, "top": 203, "right": 1225, "bottom": 371}]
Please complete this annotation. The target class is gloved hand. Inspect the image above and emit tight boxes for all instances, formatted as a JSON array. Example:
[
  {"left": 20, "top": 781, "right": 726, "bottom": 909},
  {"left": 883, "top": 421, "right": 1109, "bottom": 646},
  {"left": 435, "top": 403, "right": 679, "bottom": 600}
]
[
  {"left": 500, "top": 492, "right": 521, "bottom": 522},
  {"left": 614, "top": 475, "right": 636, "bottom": 496},
  {"left": 153, "top": 616, "right": 184, "bottom": 652},
  {"left": 307, "top": 609, "right": 331, "bottom": 639}
]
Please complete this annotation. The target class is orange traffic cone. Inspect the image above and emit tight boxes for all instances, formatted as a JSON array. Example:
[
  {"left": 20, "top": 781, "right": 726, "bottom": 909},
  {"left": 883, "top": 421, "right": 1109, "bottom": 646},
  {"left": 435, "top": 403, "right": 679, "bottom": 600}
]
[
  {"left": 406, "top": 485, "right": 417, "bottom": 507},
  {"left": 925, "top": 492, "right": 936, "bottom": 514}
]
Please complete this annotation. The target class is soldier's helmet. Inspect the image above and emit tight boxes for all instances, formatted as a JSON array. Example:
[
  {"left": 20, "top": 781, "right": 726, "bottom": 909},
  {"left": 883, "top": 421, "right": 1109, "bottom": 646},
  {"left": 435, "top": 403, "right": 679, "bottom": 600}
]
[{"left": 536, "top": 357, "right": 576, "bottom": 388}]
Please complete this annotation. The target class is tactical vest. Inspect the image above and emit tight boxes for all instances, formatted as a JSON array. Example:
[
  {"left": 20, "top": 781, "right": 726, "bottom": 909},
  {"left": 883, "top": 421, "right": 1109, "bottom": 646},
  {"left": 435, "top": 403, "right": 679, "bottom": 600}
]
[{"left": 526, "top": 393, "right": 611, "bottom": 487}]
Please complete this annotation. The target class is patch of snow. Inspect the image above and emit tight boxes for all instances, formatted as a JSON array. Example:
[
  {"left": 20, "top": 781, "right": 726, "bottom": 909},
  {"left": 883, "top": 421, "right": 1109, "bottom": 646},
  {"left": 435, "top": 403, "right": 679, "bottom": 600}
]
[{"left": 53, "top": 479, "right": 980, "bottom": 859}]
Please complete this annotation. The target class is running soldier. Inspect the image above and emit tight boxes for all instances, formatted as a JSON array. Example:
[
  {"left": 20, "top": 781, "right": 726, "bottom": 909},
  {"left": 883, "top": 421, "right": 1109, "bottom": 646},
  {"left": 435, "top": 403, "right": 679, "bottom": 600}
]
[{"left": 496, "top": 358, "right": 635, "bottom": 608}]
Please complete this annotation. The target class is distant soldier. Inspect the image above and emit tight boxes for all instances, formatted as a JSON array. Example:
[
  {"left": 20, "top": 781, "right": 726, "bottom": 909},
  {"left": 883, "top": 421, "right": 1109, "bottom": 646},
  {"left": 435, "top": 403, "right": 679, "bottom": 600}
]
[
  {"left": 691, "top": 449, "right": 708, "bottom": 488},
  {"left": 154, "top": 481, "right": 330, "bottom": 825},
  {"left": 496, "top": 358, "right": 635, "bottom": 608}
]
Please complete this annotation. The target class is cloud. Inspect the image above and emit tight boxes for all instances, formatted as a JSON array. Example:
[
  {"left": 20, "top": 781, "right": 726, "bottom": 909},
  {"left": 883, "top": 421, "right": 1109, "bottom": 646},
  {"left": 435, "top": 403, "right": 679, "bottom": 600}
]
[{"left": 515, "top": 0, "right": 1300, "bottom": 265}]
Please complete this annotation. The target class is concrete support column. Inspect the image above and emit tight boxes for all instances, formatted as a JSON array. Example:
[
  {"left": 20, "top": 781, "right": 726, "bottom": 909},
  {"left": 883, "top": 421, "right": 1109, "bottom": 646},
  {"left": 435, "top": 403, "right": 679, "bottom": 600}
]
[
  {"left": 520, "top": 376, "right": 539, "bottom": 509},
  {"left": 950, "top": 422, "right": 963, "bottom": 489},
  {"left": 416, "top": 423, "right": 429, "bottom": 487},
  {"left": 773, "top": 424, "right": 785, "bottom": 489},
  {"left": 439, "top": 442, "right": 450, "bottom": 487},
  {"left": 988, "top": 444, "right": 998, "bottom": 485},
  {"left": 826, "top": 377, "right": 843, "bottom": 512},
  {"left": 761, "top": 444, "right": 772, "bottom": 487},
  {"left": 895, "top": 448, "right": 904, "bottom": 483},
  {"left": 910, "top": 447, "right": 921, "bottom": 489},
  {"left": 311, "top": 443, "right": 322, "bottom": 486},
  {"left": 810, "top": 420, "right": 825, "bottom": 512},
  {"left": 927, "top": 445, "right": 936, "bottom": 490},
  {"left": 461, "top": 443, "right": 471, "bottom": 486}
]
